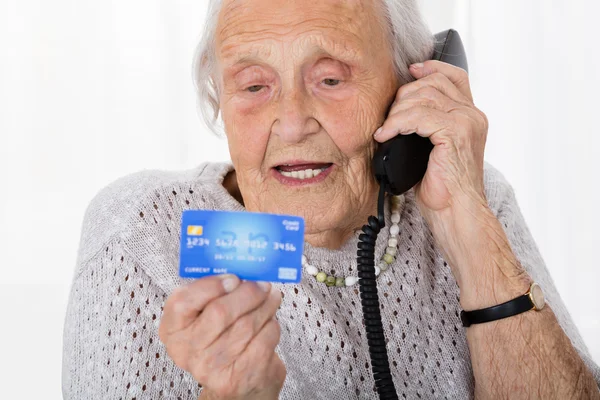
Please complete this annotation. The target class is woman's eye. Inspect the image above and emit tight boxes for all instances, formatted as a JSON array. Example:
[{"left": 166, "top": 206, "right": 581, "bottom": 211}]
[
  {"left": 246, "top": 85, "right": 264, "bottom": 93},
  {"left": 323, "top": 78, "right": 340, "bottom": 86}
]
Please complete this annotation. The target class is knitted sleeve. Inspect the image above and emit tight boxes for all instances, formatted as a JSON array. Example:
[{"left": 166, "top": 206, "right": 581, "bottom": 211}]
[
  {"left": 61, "top": 237, "right": 202, "bottom": 399},
  {"left": 484, "top": 164, "right": 600, "bottom": 386}
]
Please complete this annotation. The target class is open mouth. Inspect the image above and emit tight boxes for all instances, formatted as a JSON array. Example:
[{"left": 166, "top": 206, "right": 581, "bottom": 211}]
[{"left": 273, "top": 162, "right": 333, "bottom": 182}]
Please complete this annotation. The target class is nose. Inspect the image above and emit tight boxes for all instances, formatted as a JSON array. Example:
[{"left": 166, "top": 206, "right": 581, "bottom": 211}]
[{"left": 271, "top": 88, "right": 319, "bottom": 143}]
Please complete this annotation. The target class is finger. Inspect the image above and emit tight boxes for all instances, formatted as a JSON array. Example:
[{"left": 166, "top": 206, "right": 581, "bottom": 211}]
[
  {"left": 191, "top": 280, "right": 274, "bottom": 351},
  {"left": 194, "top": 286, "right": 282, "bottom": 370},
  {"left": 266, "top": 353, "right": 287, "bottom": 389},
  {"left": 159, "top": 274, "right": 241, "bottom": 339},
  {"left": 246, "top": 352, "right": 286, "bottom": 393},
  {"left": 389, "top": 86, "right": 464, "bottom": 116},
  {"left": 409, "top": 60, "right": 473, "bottom": 103},
  {"left": 233, "top": 318, "right": 282, "bottom": 386},
  {"left": 374, "top": 105, "right": 465, "bottom": 144},
  {"left": 397, "top": 71, "right": 472, "bottom": 109}
]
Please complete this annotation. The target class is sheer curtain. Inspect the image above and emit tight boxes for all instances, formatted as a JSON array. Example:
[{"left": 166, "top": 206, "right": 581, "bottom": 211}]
[{"left": 0, "top": 1, "right": 597, "bottom": 398}]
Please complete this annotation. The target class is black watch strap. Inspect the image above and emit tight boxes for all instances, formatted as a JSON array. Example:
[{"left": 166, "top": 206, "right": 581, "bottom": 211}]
[{"left": 460, "top": 293, "right": 533, "bottom": 327}]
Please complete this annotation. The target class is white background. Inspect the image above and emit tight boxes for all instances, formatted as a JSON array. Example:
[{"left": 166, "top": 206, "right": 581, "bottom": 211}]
[{"left": 0, "top": 0, "right": 598, "bottom": 398}]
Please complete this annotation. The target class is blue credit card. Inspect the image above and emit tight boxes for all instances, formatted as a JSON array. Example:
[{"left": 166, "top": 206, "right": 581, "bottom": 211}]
[{"left": 179, "top": 210, "right": 305, "bottom": 283}]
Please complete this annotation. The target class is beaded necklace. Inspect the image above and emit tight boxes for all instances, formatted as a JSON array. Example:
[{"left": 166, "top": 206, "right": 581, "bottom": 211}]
[{"left": 302, "top": 194, "right": 404, "bottom": 287}]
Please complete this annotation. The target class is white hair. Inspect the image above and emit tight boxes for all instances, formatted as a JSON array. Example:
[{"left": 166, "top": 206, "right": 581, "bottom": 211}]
[{"left": 191, "top": 0, "right": 434, "bottom": 135}]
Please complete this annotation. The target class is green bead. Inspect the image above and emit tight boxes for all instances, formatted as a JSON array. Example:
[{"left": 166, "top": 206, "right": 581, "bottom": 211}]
[
  {"left": 383, "top": 253, "right": 394, "bottom": 264},
  {"left": 335, "top": 277, "right": 345, "bottom": 287},
  {"left": 325, "top": 275, "right": 336, "bottom": 287},
  {"left": 316, "top": 272, "right": 327, "bottom": 282}
]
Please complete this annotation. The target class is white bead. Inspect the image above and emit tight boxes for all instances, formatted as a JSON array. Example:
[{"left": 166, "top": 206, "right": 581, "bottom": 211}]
[
  {"left": 374, "top": 266, "right": 381, "bottom": 276},
  {"left": 305, "top": 264, "right": 319, "bottom": 276},
  {"left": 301, "top": 255, "right": 307, "bottom": 266},
  {"left": 390, "top": 224, "right": 400, "bottom": 235},
  {"left": 386, "top": 246, "right": 397, "bottom": 256},
  {"left": 345, "top": 276, "right": 359, "bottom": 286},
  {"left": 391, "top": 212, "right": 400, "bottom": 223},
  {"left": 388, "top": 238, "right": 398, "bottom": 247},
  {"left": 379, "top": 261, "right": 389, "bottom": 271}
]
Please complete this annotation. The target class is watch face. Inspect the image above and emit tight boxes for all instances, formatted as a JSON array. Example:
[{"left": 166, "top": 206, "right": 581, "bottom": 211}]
[{"left": 530, "top": 283, "right": 545, "bottom": 310}]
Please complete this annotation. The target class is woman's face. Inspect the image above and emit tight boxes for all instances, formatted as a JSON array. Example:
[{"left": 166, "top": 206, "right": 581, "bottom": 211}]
[{"left": 216, "top": 0, "right": 399, "bottom": 247}]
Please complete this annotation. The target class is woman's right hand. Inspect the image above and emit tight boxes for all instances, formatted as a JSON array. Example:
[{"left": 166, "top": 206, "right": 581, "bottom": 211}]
[{"left": 159, "top": 275, "right": 285, "bottom": 400}]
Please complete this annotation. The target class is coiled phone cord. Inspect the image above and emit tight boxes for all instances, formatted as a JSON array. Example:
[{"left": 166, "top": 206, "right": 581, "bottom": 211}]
[{"left": 356, "top": 184, "right": 399, "bottom": 400}]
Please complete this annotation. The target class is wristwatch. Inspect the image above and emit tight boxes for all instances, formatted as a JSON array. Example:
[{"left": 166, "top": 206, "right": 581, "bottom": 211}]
[{"left": 460, "top": 282, "right": 545, "bottom": 327}]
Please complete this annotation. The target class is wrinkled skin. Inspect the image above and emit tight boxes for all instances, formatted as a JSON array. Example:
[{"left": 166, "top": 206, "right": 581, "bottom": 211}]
[{"left": 218, "top": 0, "right": 399, "bottom": 249}]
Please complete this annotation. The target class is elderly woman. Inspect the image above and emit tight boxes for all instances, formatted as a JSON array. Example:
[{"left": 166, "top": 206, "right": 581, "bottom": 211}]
[{"left": 62, "top": 0, "right": 600, "bottom": 398}]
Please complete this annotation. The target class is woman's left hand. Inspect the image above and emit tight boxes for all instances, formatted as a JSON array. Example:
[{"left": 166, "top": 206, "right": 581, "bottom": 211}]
[
  {"left": 374, "top": 60, "right": 488, "bottom": 221},
  {"left": 373, "top": 60, "right": 521, "bottom": 296},
  {"left": 371, "top": 64, "right": 600, "bottom": 400}
]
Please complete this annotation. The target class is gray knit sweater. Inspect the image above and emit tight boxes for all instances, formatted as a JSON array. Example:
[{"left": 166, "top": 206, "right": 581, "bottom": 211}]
[{"left": 62, "top": 161, "right": 599, "bottom": 399}]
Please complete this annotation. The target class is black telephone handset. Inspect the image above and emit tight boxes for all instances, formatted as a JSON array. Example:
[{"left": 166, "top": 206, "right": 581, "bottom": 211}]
[
  {"left": 373, "top": 29, "right": 469, "bottom": 196},
  {"left": 358, "top": 30, "right": 468, "bottom": 400}
]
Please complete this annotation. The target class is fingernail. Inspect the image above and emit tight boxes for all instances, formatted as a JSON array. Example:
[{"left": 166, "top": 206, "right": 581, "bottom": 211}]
[
  {"left": 257, "top": 281, "right": 271, "bottom": 292},
  {"left": 374, "top": 127, "right": 383, "bottom": 137},
  {"left": 410, "top": 62, "right": 423, "bottom": 70},
  {"left": 221, "top": 274, "right": 240, "bottom": 293}
]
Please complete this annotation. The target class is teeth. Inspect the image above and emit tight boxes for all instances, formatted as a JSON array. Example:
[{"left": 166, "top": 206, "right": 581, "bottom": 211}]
[{"left": 279, "top": 167, "right": 326, "bottom": 180}]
